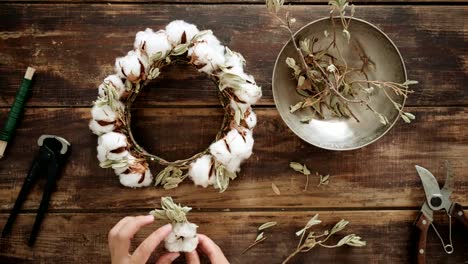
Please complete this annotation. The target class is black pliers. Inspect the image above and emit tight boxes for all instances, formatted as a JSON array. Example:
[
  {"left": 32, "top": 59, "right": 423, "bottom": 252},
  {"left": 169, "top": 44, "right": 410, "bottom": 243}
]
[{"left": 1, "top": 135, "right": 71, "bottom": 246}]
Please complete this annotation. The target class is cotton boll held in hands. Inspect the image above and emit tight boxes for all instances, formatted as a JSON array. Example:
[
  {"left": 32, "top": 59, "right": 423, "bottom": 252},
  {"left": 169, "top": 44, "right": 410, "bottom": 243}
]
[
  {"left": 150, "top": 197, "right": 199, "bottom": 252},
  {"left": 115, "top": 50, "right": 149, "bottom": 82},
  {"left": 165, "top": 20, "right": 199, "bottom": 46},
  {"left": 165, "top": 222, "right": 199, "bottom": 252},
  {"left": 134, "top": 28, "right": 172, "bottom": 61},
  {"left": 188, "top": 155, "right": 213, "bottom": 188}
]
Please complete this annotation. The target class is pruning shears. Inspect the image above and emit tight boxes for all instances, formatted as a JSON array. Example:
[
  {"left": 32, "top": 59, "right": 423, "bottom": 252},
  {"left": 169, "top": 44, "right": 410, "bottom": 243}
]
[{"left": 414, "top": 162, "right": 468, "bottom": 264}]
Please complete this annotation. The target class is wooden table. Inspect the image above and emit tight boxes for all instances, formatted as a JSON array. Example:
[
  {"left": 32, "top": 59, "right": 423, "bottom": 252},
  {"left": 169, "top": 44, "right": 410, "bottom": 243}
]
[{"left": 0, "top": 0, "right": 466, "bottom": 263}]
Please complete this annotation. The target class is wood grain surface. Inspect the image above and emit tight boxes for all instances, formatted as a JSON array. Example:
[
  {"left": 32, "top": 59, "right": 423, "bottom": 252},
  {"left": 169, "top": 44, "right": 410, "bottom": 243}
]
[
  {"left": 0, "top": 5, "right": 466, "bottom": 107},
  {"left": 1, "top": 211, "right": 467, "bottom": 264},
  {"left": 0, "top": 1, "right": 467, "bottom": 263},
  {"left": 0, "top": 107, "right": 466, "bottom": 211}
]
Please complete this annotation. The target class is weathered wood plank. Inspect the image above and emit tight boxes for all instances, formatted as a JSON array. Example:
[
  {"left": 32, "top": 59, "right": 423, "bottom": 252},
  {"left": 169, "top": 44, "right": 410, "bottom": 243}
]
[
  {"left": 0, "top": 0, "right": 464, "bottom": 3},
  {"left": 0, "top": 211, "right": 467, "bottom": 263},
  {"left": 0, "top": 107, "right": 466, "bottom": 210},
  {"left": 0, "top": 5, "right": 466, "bottom": 107}
]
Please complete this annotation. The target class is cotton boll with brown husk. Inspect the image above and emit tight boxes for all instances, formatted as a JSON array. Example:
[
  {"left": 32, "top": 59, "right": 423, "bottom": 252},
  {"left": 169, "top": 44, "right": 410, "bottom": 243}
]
[
  {"left": 134, "top": 28, "right": 172, "bottom": 61},
  {"left": 115, "top": 50, "right": 149, "bottom": 82},
  {"left": 244, "top": 109, "right": 257, "bottom": 129},
  {"left": 118, "top": 163, "right": 153, "bottom": 188},
  {"left": 165, "top": 20, "right": 199, "bottom": 46},
  {"left": 224, "top": 128, "right": 254, "bottom": 160},
  {"left": 234, "top": 82, "right": 262, "bottom": 105},
  {"left": 98, "top": 75, "right": 126, "bottom": 99},
  {"left": 188, "top": 43, "right": 224, "bottom": 74},
  {"left": 195, "top": 33, "right": 225, "bottom": 55},
  {"left": 188, "top": 42, "right": 225, "bottom": 74},
  {"left": 165, "top": 222, "right": 199, "bottom": 252},
  {"left": 209, "top": 128, "right": 254, "bottom": 173},
  {"left": 89, "top": 101, "right": 124, "bottom": 136},
  {"left": 89, "top": 120, "right": 115, "bottom": 136},
  {"left": 224, "top": 47, "right": 246, "bottom": 70},
  {"left": 188, "top": 155, "right": 214, "bottom": 188},
  {"left": 96, "top": 144, "right": 107, "bottom": 163},
  {"left": 91, "top": 104, "right": 118, "bottom": 123},
  {"left": 98, "top": 132, "right": 129, "bottom": 161}
]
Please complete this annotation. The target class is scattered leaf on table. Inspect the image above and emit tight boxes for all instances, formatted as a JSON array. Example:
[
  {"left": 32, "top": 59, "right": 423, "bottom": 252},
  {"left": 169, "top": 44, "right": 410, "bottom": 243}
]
[
  {"left": 259, "top": 221, "right": 277, "bottom": 231},
  {"left": 272, "top": 183, "right": 281, "bottom": 195}
]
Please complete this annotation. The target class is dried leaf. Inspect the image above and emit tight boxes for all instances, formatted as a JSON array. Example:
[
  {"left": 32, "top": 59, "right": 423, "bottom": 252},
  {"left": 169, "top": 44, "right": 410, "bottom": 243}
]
[
  {"left": 255, "top": 232, "right": 265, "bottom": 242},
  {"left": 259, "top": 222, "right": 277, "bottom": 231},
  {"left": 149, "top": 197, "right": 191, "bottom": 223},
  {"left": 289, "top": 102, "right": 304, "bottom": 113},
  {"left": 271, "top": 183, "right": 281, "bottom": 195}
]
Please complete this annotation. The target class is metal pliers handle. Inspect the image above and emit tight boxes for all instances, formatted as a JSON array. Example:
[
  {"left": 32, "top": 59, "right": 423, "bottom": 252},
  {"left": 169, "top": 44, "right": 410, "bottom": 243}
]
[{"left": 1, "top": 135, "right": 71, "bottom": 246}]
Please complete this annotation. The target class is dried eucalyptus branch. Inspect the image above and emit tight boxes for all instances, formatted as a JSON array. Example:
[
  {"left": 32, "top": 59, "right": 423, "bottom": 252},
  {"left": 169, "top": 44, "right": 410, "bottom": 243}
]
[
  {"left": 283, "top": 214, "right": 366, "bottom": 264},
  {"left": 242, "top": 221, "right": 278, "bottom": 254},
  {"left": 266, "top": 0, "right": 417, "bottom": 125},
  {"left": 290, "top": 162, "right": 329, "bottom": 190}
]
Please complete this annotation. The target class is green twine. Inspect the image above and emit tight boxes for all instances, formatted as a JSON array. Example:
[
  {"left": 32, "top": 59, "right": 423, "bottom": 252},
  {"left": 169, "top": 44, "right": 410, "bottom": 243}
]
[{"left": 0, "top": 78, "right": 32, "bottom": 142}]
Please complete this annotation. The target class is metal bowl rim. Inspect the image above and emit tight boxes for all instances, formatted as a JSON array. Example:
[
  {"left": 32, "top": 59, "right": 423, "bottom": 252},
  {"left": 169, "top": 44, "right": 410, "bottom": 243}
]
[{"left": 271, "top": 16, "right": 408, "bottom": 151}]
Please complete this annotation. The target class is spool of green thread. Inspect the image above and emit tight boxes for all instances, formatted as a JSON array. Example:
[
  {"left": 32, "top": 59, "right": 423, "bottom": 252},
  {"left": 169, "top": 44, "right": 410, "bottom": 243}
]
[{"left": 0, "top": 67, "right": 35, "bottom": 158}]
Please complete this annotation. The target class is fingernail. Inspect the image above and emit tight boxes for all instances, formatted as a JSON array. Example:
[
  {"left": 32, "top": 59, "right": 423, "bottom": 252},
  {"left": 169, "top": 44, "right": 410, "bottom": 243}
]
[
  {"left": 171, "top": 253, "right": 180, "bottom": 261},
  {"left": 145, "top": 215, "right": 155, "bottom": 221}
]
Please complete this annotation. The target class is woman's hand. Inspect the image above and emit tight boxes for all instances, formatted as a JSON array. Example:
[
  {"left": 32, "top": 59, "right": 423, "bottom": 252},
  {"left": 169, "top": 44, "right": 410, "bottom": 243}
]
[
  {"left": 108, "top": 215, "right": 229, "bottom": 264},
  {"left": 108, "top": 215, "right": 179, "bottom": 264}
]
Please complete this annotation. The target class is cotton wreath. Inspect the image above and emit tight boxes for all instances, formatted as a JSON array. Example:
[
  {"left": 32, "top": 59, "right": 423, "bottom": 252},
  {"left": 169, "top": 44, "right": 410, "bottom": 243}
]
[{"left": 90, "top": 20, "right": 261, "bottom": 192}]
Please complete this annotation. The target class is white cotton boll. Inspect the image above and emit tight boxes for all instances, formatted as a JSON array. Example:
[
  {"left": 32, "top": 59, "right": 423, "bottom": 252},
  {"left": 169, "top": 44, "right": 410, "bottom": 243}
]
[
  {"left": 209, "top": 138, "right": 235, "bottom": 167},
  {"left": 113, "top": 154, "right": 138, "bottom": 175},
  {"left": 196, "top": 33, "right": 225, "bottom": 54},
  {"left": 188, "top": 43, "right": 225, "bottom": 74},
  {"left": 223, "top": 48, "right": 247, "bottom": 72},
  {"left": 98, "top": 132, "right": 128, "bottom": 151},
  {"left": 115, "top": 50, "right": 149, "bottom": 82},
  {"left": 119, "top": 168, "right": 153, "bottom": 188},
  {"left": 91, "top": 104, "right": 117, "bottom": 123},
  {"left": 224, "top": 156, "right": 243, "bottom": 173},
  {"left": 98, "top": 75, "right": 126, "bottom": 98},
  {"left": 98, "top": 132, "right": 128, "bottom": 161},
  {"left": 165, "top": 222, "right": 199, "bottom": 252},
  {"left": 97, "top": 144, "right": 107, "bottom": 163},
  {"left": 134, "top": 28, "right": 172, "bottom": 60},
  {"left": 224, "top": 129, "right": 254, "bottom": 159},
  {"left": 165, "top": 20, "right": 200, "bottom": 46},
  {"left": 234, "top": 83, "right": 262, "bottom": 105},
  {"left": 244, "top": 110, "right": 257, "bottom": 129},
  {"left": 107, "top": 149, "right": 129, "bottom": 161},
  {"left": 188, "top": 155, "right": 213, "bottom": 188},
  {"left": 89, "top": 119, "right": 115, "bottom": 136}
]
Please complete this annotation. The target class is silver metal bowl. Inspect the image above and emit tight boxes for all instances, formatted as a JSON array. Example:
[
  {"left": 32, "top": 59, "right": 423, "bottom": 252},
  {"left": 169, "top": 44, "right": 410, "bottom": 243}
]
[{"left": 272, "top": 17, "right": 407, "bottom": 150}]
